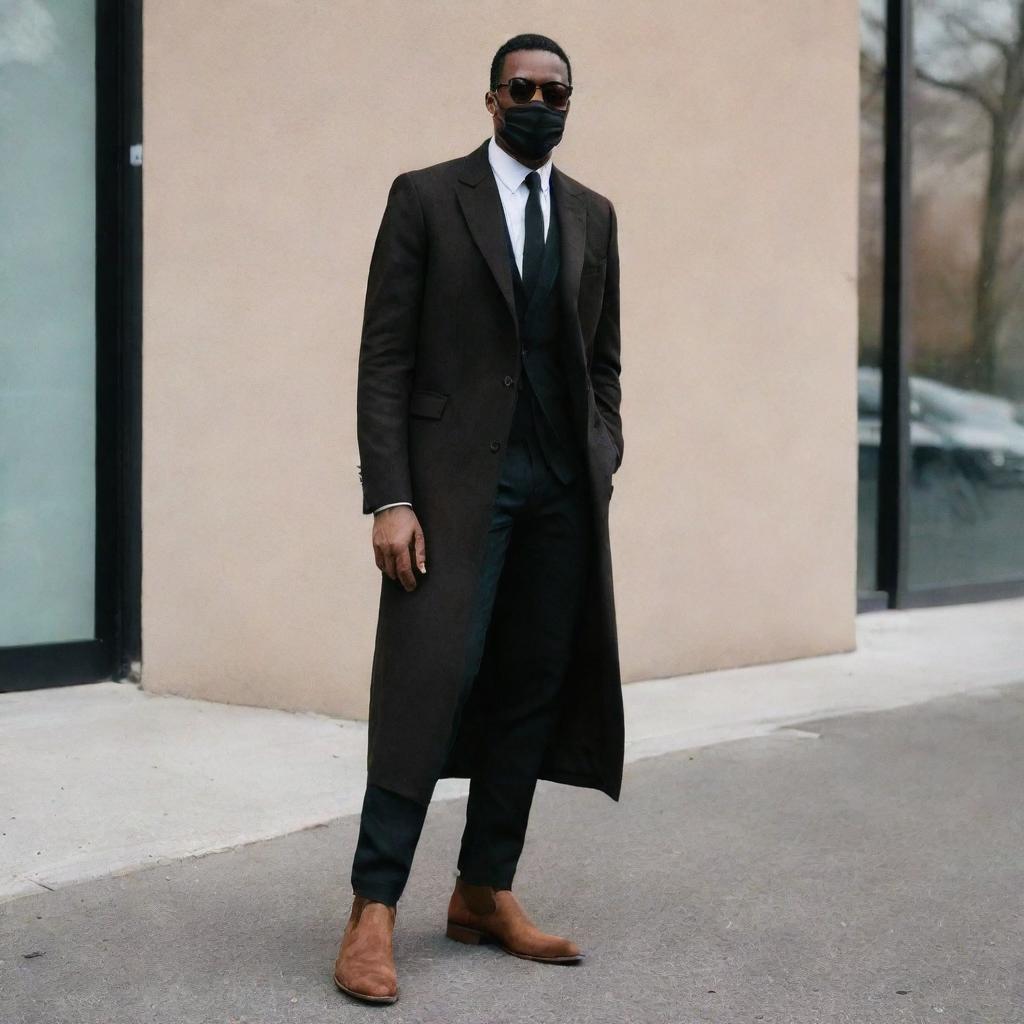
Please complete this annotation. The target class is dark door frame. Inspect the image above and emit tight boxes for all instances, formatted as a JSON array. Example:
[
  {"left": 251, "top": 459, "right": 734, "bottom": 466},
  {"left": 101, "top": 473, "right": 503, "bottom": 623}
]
[
  {"left": 0, "top": 0, "right": 142, "bottom": 692},
  {"left": 858, "top": 0, "right": 1024, "bottom": 613}
]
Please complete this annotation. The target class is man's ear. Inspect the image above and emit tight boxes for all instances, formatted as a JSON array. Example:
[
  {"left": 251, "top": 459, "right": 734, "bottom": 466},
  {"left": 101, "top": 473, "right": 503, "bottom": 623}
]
[{"left": 484, "top": 90, "right": 498, "bottom": 115}]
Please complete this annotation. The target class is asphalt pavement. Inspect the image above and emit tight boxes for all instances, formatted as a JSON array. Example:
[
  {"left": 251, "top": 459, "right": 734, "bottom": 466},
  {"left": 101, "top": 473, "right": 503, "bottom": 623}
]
[{"left": 3, "top": 681, "right": 1022, "bottom": 1024}]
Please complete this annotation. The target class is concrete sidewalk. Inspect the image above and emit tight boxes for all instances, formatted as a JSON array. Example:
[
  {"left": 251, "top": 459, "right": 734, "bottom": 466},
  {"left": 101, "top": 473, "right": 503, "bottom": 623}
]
[
  {"left": 2, "top": 597, "right": 1024, "bottom": 902},
  {"left": 3, "top": 679, "right": 1022, "bottom": 1023}
]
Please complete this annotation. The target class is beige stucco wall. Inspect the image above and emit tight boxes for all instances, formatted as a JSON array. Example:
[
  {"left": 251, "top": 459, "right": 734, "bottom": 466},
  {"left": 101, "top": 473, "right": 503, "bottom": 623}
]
[{"left": 142, "top": 1, "right": 860, "bottom": 716}]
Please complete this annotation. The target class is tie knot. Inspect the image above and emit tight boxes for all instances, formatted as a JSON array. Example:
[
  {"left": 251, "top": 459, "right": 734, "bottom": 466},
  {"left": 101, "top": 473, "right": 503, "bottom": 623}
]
[{"left": 525, "top": 171, "right": 541, "bottom": 194}]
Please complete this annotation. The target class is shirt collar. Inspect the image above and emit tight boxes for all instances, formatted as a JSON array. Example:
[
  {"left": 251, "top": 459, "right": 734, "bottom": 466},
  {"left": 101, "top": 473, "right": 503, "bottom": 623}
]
[{"left": 487, "top": 135, "right": 553, "bottom": 195}]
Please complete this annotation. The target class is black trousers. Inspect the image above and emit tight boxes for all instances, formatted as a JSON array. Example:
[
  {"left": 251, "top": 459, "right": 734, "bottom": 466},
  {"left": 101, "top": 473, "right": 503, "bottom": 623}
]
[{"left": 350, "top": 425, "right": 592, "bottom": 906}]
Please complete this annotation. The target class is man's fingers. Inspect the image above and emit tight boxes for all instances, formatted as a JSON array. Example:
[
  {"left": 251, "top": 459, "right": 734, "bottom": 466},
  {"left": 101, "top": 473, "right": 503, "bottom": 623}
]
[
  {"left": 382, "top": 547, "right": 397, "bottom": 581},
  {"left": 395, "top": 547, "right": 416, "bottom": 591},
  {"left": 413, "top": 524, "right": 426, "bottom": 574}
]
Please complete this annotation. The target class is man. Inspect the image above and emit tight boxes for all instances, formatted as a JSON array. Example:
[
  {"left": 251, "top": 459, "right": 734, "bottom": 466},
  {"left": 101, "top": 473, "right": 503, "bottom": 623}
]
[{"left": 334, "top": 32, "right": 625, "bottom": 1005}]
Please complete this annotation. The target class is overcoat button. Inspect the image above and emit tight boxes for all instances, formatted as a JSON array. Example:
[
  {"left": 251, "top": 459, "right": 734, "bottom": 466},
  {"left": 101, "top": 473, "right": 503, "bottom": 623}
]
[
  {"left": 490, "top": 440, "right": 501, "bottom": 452},
  {"left": 503, "top": 375, "right": 514, "bottom": 387}
]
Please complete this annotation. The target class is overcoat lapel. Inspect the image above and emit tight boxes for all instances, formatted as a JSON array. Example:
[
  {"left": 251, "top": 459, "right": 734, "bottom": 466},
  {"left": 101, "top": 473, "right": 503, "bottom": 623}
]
[
  {"left": 551, "top": 167, "right": 587, "bottom": 334},
  {"left": 455, "top": 142, "right": 518, "bottom": 330},
  {"left": 551, "top": 166, "right": 589, "bottom": 396}
]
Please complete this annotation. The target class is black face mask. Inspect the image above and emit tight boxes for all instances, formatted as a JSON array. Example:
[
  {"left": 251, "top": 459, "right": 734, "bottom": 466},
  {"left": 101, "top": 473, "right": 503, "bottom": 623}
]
[{"left": 496, "top": 101, "right": 567, "bottom": 160}]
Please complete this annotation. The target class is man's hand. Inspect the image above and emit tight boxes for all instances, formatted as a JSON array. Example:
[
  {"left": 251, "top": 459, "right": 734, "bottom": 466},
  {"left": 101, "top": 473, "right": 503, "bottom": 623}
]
[{"left": 372, "top": 506, "right": 426, "bottom": 592}]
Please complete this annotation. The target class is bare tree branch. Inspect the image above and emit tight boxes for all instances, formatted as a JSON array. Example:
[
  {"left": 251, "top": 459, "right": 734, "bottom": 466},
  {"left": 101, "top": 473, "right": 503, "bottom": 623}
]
[
  {"left": 861, "top": 10, "right": 886, "bottom": 38},
  {"left": 914, "top": 65, "right": 998, "bottom": 116},
  {"left": 992, "top": 252, "right": 1024, "bottom": 321},
  {"left": 942, "top": 9, "right": 1013, "bottom": 61},
  {"left": 861, "top": 48, "right": 886, "bottom": 105},
  {"left": 1008, "top": 160, "right": 1024, "bottom": 195}
]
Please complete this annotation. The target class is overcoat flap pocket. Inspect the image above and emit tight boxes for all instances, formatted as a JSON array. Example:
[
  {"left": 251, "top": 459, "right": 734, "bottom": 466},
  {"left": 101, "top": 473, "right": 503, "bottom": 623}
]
[{"left": 408, "top": 388, "right": 449, "bottom": 419}]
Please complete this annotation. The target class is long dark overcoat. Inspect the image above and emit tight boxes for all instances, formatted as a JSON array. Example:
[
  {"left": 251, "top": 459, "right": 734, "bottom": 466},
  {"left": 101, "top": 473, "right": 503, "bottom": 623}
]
[{"left": 355, "top": 138, "right": 624, "bottom": 808}]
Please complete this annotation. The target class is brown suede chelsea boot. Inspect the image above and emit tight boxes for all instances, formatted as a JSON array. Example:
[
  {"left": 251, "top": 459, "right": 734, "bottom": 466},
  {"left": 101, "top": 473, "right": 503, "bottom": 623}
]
[
  {"left": 333, "top": 894, "right": 399, "bottom": 1004},
  {"left": 445, "top": 877, "right": 584, "bottom": 964}
]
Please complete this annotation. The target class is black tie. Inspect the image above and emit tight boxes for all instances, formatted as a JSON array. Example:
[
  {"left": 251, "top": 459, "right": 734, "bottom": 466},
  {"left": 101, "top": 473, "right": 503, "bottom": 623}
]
[{"left": 522, "top": 171, "right": 543, "bottom": 296}]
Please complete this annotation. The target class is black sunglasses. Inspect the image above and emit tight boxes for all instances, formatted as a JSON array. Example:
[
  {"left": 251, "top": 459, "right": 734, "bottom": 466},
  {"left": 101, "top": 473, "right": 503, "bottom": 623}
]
[{"left": 495, "top": 77, "right": 572, "bottom": 110}]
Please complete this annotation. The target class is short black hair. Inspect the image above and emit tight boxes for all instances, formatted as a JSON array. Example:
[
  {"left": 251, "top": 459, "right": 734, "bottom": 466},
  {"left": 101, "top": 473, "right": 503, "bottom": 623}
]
[{"left": 489, "top": 33, "right": 572, "bottom": 91}]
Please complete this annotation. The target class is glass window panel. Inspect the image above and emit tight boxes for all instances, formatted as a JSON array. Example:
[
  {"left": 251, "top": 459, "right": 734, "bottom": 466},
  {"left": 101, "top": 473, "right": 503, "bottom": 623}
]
[
  {"left": 909, "top": 0, "right": 1024, "bottom": 588},
  {"left": 859, "top": 0, "right": 888, "bottom": 594},
  {"left": 0, "top": 1, "right": 97, "bottom": 645}
]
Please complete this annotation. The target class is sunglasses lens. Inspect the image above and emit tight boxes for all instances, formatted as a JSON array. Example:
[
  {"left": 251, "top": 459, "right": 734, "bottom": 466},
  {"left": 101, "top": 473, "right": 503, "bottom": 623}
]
[
  {"left": 503, "top": 77, "right": 570, "bottom": 108},
  {"left": 507, "top": 77, "right": 535, "bottom": 103},
  {"left": 541, "top": 83, "right": 570, "bottom": 109}
]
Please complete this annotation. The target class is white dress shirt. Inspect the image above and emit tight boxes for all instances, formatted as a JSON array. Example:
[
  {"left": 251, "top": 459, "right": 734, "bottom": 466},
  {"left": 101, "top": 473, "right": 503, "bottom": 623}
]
[
  {"left": 372, "top": 138, "right": 554, "bottom": 515},
  {"left": 486, "top": 135, "right": 552, "bottom": 275}
]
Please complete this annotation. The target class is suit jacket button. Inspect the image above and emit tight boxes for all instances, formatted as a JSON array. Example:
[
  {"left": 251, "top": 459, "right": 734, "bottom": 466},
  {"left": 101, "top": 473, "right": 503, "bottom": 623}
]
[
  {"left": 490, "top": 440, "right": 501, "bottom": 452},
  {"left": 503, "top": 375, "right": 514, "bottom": 387}
]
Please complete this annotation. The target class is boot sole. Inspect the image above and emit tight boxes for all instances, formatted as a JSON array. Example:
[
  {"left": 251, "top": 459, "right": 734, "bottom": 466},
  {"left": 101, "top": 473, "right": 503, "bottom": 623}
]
[
  {"left": 446, "top": 921, "right": 585, "bottom": 964},
  {"left": 333, "top": 974, "right": 398, "bottom": 1004}
]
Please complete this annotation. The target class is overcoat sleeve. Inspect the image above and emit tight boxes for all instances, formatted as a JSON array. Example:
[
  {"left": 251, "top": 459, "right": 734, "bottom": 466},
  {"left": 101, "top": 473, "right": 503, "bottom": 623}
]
[
  {"left": 590, "top": 200, "right": 623, "bottom": 471},
  {"left": 356, "top": 172, "right": 426, "bottom": 514}
]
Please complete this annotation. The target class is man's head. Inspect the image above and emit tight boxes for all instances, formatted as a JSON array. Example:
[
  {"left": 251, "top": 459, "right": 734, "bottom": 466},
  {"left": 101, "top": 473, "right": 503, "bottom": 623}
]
[{"left": 485, "top": 34, "right": 572, "bottom": 168}]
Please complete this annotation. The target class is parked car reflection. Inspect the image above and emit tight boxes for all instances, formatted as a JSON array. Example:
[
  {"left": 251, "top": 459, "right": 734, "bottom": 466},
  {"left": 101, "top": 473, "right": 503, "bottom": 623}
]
[
  {"left": 858, "top": 367, "right": 1024, "bottom": 490},
  {"left": 857, "top": 366, "right": 944, "bottom": 483},
  {"left": 908, "top": 376, "right": 1024, "bottom": 488}
]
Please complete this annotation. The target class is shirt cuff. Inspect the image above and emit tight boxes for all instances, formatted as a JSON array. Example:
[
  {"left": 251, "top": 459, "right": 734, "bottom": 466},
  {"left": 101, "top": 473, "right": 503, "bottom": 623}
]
[{"left": 373, "top": 501, "right": 413, "bottom": 514}]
